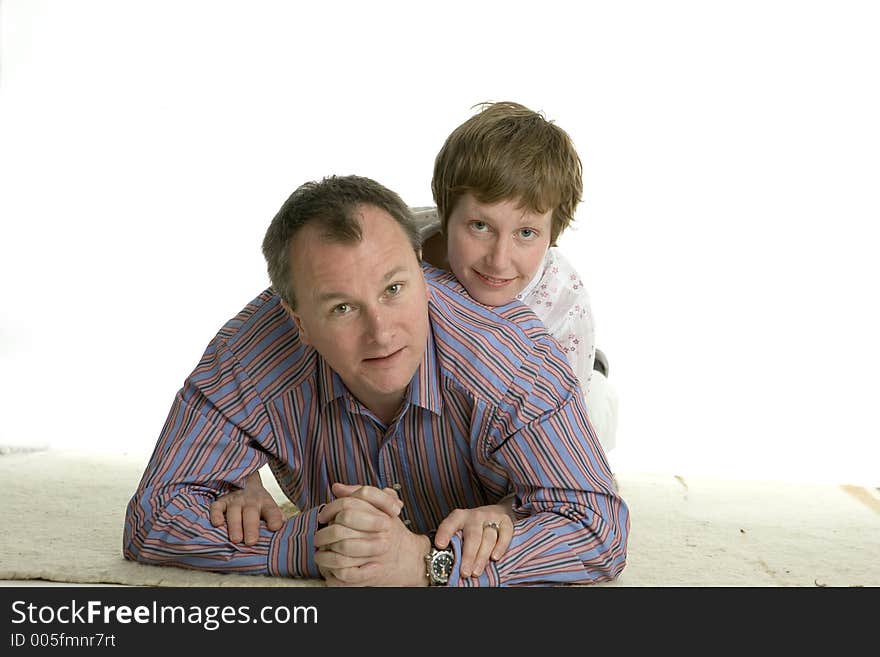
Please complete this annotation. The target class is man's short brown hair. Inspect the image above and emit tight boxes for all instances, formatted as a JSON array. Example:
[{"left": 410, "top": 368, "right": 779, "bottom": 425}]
[
  {"left": 431, "top": 101, "right": 583, "bottom": 245},
  {"left": 262, "top": 175, "right": 420, "bottom": 308}
]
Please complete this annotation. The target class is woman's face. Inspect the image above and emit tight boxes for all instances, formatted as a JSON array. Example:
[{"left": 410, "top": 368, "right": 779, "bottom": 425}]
[{"left": 446, "top": 193, "right": 552, "bottom": 306}]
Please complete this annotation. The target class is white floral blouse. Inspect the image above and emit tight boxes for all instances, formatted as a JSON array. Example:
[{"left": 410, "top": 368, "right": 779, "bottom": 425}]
[{"left": 517, "top": 247, "right": 596, "bottom": 393}]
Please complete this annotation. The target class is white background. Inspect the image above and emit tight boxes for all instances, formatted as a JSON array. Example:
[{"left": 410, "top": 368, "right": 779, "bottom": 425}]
[{"left": 1, "top": 1, "right": 878, "bottom": 485}]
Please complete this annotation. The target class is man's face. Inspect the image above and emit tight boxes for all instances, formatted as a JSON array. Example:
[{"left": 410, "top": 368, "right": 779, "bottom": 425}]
[
  {"left": 287, "top": 204, "right": 430, "bottom": 421},
  {"left": 446, "top": 193, "right": 553, "bottom": 306}
]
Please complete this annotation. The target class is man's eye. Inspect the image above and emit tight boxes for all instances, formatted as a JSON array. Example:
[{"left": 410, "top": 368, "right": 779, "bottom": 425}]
[
  {"left": 331, "top": 303, "right": 351, "bottom": 315},
  {"left": 519, "top": 228, "right": 537, "bottom": 239},
  {"left": 386, "top": 283, "right": 403, "bottom": 296}
]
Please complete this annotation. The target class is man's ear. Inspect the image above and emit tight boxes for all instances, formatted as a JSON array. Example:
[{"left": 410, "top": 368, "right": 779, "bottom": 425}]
[{"left": 281, "top": 300, "right": 310, "bottom": 345}]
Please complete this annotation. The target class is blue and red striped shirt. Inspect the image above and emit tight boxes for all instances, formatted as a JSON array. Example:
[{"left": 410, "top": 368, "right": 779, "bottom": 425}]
[{"left": 123, "top": 265, "right": 629, "bottom": 586}]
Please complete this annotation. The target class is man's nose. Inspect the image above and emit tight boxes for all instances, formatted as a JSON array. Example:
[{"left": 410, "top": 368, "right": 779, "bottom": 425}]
[{"left": 364, "top": 307, "right": 393, "bottom": 345}]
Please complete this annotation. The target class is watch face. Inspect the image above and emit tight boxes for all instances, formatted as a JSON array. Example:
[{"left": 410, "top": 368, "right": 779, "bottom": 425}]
[{"left": 431, "top": 550, "right": 455, "bottom": 583}]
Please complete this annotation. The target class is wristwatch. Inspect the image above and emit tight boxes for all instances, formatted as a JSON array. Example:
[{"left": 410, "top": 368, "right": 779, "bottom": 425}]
[{"left": 425, "top": 544, "right": 455, "bottom": 586}]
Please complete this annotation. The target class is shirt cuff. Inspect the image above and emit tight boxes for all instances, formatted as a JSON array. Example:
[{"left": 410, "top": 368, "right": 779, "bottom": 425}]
[
  {"left": 266, "top": 506, "right": 323, "bottom": 579},
  {"left": 446, "top": 534, "right": 503, "bottom": 587}
]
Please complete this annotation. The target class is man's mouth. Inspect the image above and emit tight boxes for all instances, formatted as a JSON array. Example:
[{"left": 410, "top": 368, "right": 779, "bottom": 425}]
[{"left": 364, "top": 347, "right": 404, "bottom": 364}]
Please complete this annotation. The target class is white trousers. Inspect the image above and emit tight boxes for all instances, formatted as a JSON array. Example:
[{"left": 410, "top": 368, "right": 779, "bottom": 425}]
[{"left": 585, "top": 370, "right": 618, "bottom": 455}]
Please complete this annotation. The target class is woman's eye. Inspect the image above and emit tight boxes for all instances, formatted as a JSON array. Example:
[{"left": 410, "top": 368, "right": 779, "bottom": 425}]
[
  {"left": 470, "top": 221, "right": 489, "bottom": 232},
  {"left": 519, "top": 228, "right": 537, "bottom": 239},
  {"left": 386, "top": 283, "right": 403, "bottom": 296}
]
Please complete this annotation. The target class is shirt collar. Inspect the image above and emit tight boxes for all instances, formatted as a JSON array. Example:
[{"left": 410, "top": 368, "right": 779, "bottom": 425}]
[
  {"left": 317, "top": 353, "right": 348, "bottom": 408},
  {"left": 408, "top": 325, "right": 443, "bottom": 416}
]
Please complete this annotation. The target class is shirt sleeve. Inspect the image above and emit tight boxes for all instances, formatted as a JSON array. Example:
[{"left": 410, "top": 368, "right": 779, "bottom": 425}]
[
  {"left": 122, "top": 335, "right": 322, "bottom": 579},
  {"left": 446, "top": 377, "right": 629, "bottom": 587}
]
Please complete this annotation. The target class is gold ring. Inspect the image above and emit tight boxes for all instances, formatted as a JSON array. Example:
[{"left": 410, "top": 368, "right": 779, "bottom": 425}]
[{"left": 483, "top": 521, "right": 500, "bottom": 531}]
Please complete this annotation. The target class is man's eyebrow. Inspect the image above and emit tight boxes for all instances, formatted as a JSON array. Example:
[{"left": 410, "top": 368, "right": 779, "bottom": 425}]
[
  {"left": 382, "top": 266, "right": 408, "bottom": 283},
  {"left": 314, "top": 266, "right": 410, "bottom": 304},
  {"left": 315, "top": 291, "right": 347, "bottom": 304}
]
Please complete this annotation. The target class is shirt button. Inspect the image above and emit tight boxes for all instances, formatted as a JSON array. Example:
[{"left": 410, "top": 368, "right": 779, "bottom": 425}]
[
  {"left": 403, "top": 519, "right": 412, "bottom": 526},
  {"left": 392, "top": 483, "right": 402, "bottom": 491}
]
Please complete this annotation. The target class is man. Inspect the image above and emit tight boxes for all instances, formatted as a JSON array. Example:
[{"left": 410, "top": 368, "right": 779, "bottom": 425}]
[{"left": 123, "top": 175, "right": 629, "bottom": 586}]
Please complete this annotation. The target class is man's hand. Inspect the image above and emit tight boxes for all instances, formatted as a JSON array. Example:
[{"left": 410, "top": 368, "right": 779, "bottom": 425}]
[
  {"left": 209, "top": 470, "right": 284, "bottom": 545},
  {"left": 434, "top": 497, "right": 516, "bottom": 578},
  {"left": 315, "top": 483, "right": 429, "bottom": 586}
]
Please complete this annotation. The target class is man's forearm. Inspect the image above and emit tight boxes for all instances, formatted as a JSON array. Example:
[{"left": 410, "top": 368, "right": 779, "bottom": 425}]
[
  {"left": 124, "top": 482, "right": 324, "bottom": 578},
  {"left": 123, "top": 483, "right": 274, "bottom": 573},
  {"left": 443, "top": 494, "right": 628, "bottom": 587},
  {"left": 453, "top": 385, "right": 629, "bottom": 586}
]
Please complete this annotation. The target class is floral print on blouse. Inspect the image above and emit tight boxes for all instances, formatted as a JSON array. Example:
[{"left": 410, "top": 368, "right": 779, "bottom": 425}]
[{"left": 517, "top": 247, "right": 596, "bottom": 393}]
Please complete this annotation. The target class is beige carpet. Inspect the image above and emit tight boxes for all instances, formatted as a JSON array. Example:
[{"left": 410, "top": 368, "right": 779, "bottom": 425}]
[{"left": 0, "top": 450, "right": 877, "bottom": 587}]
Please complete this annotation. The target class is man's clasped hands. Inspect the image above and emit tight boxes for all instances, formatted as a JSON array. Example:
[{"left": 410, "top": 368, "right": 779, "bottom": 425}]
[{"left": 209, "top": 472, "right": 515, "bottom": 586}]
